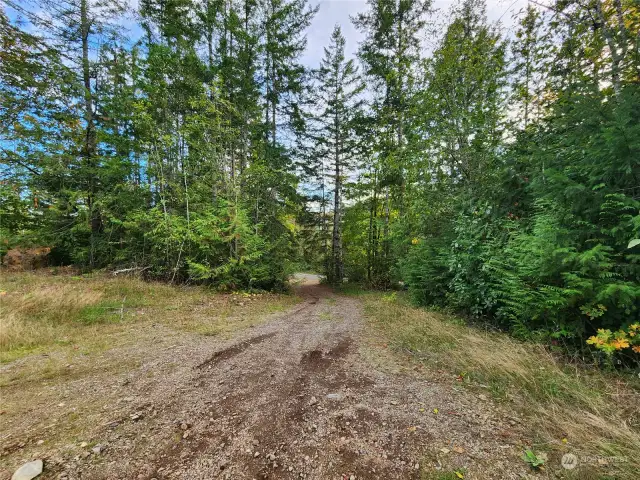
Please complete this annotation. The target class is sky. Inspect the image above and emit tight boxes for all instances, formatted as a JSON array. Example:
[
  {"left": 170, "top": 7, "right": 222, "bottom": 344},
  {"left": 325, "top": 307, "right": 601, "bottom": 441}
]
[
  {"left": 300, "top": 0, "right": 530, "bottom": 198},
  {"left": 301, "top": 0, "right": 530, "bottom": 67},
  {"left": 5, "top": 0, "right": 531, "bottom": 67}
]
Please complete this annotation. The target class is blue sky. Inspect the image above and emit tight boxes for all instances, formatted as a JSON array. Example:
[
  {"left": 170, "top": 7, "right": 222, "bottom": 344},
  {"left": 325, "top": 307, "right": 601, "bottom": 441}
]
[
  {"left": 301, "top": 0, "right": 529, "bottom": 67},
  {"left": 5, "top": 0, "right": 529, "bottom": 67}
]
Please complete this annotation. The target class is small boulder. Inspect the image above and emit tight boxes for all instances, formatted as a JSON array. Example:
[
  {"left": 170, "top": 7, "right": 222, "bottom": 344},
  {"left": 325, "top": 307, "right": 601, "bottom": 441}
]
[
  {"left": 12, "top": 460, "right": 43, "bottom": 480},
  {"left": 92, "top": 444, "right": 104, "bottom": 455}
]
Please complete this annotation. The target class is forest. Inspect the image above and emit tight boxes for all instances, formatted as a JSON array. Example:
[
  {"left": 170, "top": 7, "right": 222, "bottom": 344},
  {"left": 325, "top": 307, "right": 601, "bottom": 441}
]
[{"left": 1, "top": 0, "right": 639, "bottom": 359}]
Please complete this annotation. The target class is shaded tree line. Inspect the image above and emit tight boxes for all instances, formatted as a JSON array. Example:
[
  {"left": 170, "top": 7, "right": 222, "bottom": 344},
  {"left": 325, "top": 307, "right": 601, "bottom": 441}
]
[
  {"left": 2, "top": 0, "right": 639, "bottom": 354},
  {"left": 1, "top": 0, "right": 316, "bottom": 289},
  {"left": 337, "top": 0, "right": 640, "bottom": 355}
]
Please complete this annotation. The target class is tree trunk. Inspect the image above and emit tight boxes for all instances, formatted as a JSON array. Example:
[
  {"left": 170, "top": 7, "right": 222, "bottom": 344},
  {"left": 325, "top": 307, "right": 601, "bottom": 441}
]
[
  {"left": 332, "top": 140, "right": 343, "bottom": 284},
  {"left": 81, "top": 0, "right": 100, "bottom": 265},
  {"left": 367, "top": 170, "right": 378, "bottom": 283},
  {"left": 594, "top": 0, "right": 623, "bottom": 97}
]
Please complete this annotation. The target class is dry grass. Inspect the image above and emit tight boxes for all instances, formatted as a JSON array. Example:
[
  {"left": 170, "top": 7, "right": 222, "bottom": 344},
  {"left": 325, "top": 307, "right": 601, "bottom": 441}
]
[
  {"left": 360, "top": 292, "right": 640, "bottom": 479},
  {"left": 0, "top": 271, "right": 304, "bottom": 472},
  {"left": 0, "top": 270, "right": 301, "bottom": 454},
  {"left": 0, "top": 271, "right": 300, "bottom": 363}
]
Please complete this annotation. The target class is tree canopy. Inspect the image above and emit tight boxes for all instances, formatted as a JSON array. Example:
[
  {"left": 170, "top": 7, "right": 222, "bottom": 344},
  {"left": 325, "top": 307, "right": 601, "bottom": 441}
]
[{"left": 1, "top": 0, "right": 639, "bottom": 356}]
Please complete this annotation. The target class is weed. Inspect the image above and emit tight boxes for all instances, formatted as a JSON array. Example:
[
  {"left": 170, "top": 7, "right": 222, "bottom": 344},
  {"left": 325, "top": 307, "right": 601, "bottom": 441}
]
[
  {"left": 358, "top": 291, "right": 640, "bottom": 478},
  {"left": 422, "top": 469, "right": 466, "bottom": 480},
  {"left": 522, "top": 449, "right": 545, "bottom": 469}
]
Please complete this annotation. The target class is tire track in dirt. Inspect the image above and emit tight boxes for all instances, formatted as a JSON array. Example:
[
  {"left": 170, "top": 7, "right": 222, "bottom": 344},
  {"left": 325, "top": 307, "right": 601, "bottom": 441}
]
[
  {"left": 120, "top": 280, "right": 428, "bottom": 480},
  {"left": 43, "top": 276, "right": 537, "bottom": 480}
]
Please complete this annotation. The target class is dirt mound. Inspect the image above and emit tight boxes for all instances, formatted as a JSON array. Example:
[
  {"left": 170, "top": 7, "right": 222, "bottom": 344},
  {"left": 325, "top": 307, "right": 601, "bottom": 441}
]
[{"left": 2, "top": 247, "right": 51, "bottom": 271}]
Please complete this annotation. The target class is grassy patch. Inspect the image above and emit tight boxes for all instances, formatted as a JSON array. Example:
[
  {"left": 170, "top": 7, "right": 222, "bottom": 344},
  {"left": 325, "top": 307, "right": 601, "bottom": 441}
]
[
  {"left": 0, "top": 271, "right": 301, "bottom": 362},
  {"left": 421, "top": 470, "right": 466, "bottom": 480},
  {"left": 319, "top": 310, "right": 334, "bottom": 321},
  {"left": 358, "top": 291, "right": 640, "bottom": 478},
  {"left": 0, "top": 271, "right": 302, "bottom": 468}
]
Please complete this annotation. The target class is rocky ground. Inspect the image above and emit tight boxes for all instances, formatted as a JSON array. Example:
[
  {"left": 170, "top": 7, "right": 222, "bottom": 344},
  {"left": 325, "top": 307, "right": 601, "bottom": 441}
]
[{"left": 1, "top": 276, "right": 538, "bottom": 479}]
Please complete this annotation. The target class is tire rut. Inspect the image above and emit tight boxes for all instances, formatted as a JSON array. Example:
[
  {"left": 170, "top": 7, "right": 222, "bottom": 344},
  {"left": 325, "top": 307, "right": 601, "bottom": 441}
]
[{"left": 48, "top": 279, "right": 539, "bottom": 480}]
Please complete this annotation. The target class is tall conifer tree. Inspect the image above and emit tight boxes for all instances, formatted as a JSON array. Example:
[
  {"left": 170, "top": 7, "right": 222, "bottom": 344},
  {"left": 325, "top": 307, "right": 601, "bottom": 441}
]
[{"left": 312, "top": 25, "right": 364, "bottom": 284}]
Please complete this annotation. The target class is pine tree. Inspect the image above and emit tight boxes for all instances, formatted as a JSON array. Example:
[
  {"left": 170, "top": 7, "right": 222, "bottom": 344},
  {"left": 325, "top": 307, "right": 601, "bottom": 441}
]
[
  {"left": 419, "top": 0, "right": 506, "bottom": 190},
  {"left": 510, "top": 5, "right": 551, "bottom": 129},
  {"left": 2, "top": 0, "right": 131, "bottom": 264},
  {"left": 312, "top": 25, "right": 364, "bottom": 284},
  {"left": 353, "top": 0, "right": 430, "bottom": 285},
  {"left": 260, "top": 0, "right": 316, "bottom": 152},
  {"left": 0, "top": 9, "right": 77, "bottom": 251}
]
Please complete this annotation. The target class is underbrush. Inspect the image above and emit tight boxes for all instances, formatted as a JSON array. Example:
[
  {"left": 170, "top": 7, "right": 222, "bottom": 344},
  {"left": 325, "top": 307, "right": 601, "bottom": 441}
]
[
  {"left": 400, "top": 201, "right": 640, "bottom": 362},
  {"left": 0, "top": 271, "right": 300, "bottom": 363},
  {"left": 359, "top": 291, "right": 640, "bottom": 479}
]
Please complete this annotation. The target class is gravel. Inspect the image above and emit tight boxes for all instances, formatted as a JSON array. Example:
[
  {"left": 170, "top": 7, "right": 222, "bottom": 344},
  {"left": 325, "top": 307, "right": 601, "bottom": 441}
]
[{"left": 1, "top": 277, "right": 531, "bottom": 479}]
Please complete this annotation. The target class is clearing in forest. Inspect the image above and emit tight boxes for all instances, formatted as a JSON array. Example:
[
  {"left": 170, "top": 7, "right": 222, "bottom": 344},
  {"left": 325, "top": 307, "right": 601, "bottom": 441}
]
[{"left": 0, "top": 273, "right": 638, "bottom": 479}]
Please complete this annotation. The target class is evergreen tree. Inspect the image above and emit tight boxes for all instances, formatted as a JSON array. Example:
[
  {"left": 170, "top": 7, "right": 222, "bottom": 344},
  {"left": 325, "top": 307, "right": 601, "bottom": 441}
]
[
  {"left": 353, "top": 0, "right": 430, "bottom": 285},
  {"left": 312, "top": 25, "right": 364, "bottom": 284},
  {"left": 510, "top": 4, "right": 551, "bottom": 129},
  {"left": 419, "top": 0, "right": 506, "bottom": 190},
  {"left": 260, "top": 0, "right": 316, "bottom": 152},
  {"left": 0, "top": 9, "right": 78, "bottom": 253},
  {"left": 2, "top": 0, "right": 129, "bottom": 264}
]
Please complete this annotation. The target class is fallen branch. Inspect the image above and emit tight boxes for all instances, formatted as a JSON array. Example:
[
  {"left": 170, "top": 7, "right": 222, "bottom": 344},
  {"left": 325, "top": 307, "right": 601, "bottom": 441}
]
[{"left": 112, "top": 266, "right": 151, "bottom": 276}]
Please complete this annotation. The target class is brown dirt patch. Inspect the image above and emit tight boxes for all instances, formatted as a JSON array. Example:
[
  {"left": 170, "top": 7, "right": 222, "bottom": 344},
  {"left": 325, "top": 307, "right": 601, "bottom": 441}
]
[
  {"left": 0, "top": 276, "right": 575, "bottom": 479},
  {"left": 196, "top": 332, "right": 277, "bottom": 369}
]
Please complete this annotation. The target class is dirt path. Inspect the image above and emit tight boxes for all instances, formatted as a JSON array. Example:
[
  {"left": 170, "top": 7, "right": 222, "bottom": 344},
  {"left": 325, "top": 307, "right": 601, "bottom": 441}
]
[{"left": 3, "top": 278, "right": 534, "bottom": 480}]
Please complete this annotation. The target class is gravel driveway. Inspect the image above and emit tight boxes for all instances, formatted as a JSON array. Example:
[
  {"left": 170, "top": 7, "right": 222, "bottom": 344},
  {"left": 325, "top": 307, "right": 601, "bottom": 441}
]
[{"left": 2, "top": 277, "right": 533, "bottom": 479}]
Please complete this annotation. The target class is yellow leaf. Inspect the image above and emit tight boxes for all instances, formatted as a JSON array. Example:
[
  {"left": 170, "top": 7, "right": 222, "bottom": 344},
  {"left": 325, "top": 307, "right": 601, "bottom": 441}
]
[
  {"left": 433, "top": 408, "right": 439, "bottom": 414},
  {"left": 562, "top": 438, "right": 568, "bottom": 444},
  {"left": 455, "top": 472, "right": 464, "bottom": 479},
  {"left": 612, "top": 338, "right": 629, "bottom": 349}
]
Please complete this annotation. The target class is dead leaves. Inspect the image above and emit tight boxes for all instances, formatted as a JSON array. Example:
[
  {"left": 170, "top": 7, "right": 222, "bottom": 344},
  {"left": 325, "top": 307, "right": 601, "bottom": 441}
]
[{"left": 439, "top": 444, "right": 465, "bottom": 455}]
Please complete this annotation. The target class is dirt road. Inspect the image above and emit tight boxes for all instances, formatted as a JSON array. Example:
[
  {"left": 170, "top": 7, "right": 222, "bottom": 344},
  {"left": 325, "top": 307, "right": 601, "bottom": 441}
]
[{"left": 2, "top": 277, "right": 533, "bottom": 479}]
